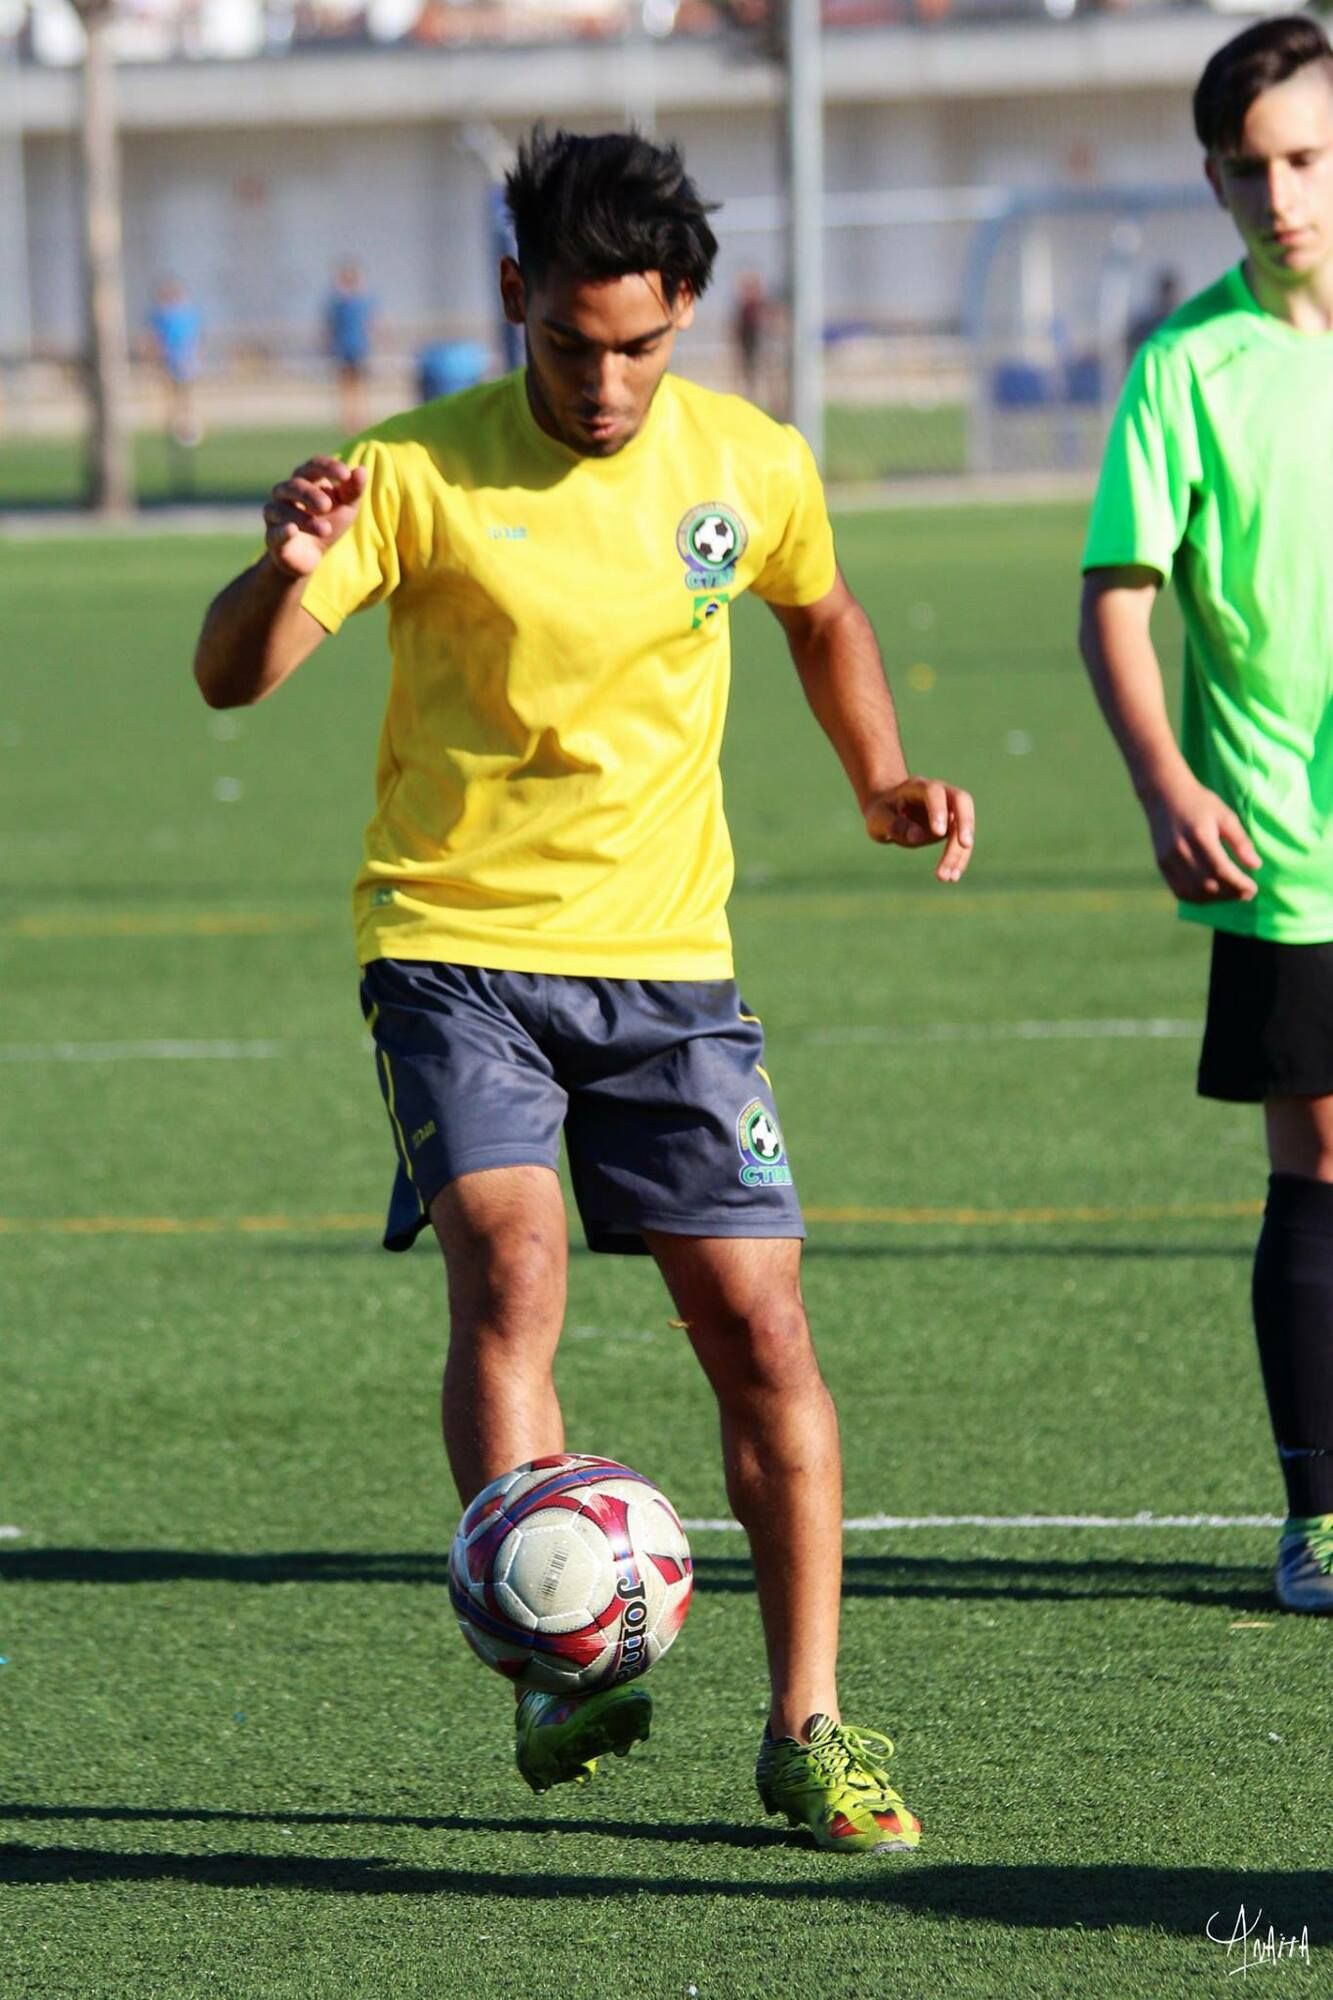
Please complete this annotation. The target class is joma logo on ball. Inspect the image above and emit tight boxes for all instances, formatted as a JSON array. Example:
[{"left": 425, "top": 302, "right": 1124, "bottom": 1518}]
[{"left": 615, "top": 1574, "right": 649, "bottom": 1678}]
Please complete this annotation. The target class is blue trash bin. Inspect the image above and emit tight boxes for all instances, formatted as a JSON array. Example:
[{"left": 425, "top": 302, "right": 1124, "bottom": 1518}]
[
  {"left": 991, "top": 361, "right": 1051, "bottom": 408},
  {"left": 416, "top": 340, "right": 489, "bottom": 403}
]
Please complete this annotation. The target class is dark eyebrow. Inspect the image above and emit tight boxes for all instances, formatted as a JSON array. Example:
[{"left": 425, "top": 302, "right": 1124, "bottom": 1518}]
[
  {"left": 541, "top": 317, "right": 674, "bottom": 350},
  {"left": 1225, "top": 142, "right": 1326, "bottom": 167}
]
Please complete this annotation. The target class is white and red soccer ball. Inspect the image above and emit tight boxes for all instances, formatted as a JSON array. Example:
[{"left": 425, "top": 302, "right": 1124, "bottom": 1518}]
[{"left": 448, "top": 1454, "right": 693, "bottom": 1694}]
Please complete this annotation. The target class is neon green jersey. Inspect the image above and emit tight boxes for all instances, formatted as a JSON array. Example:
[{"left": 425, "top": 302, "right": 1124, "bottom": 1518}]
[
  {"left": 300, "top": 370, "right": 836, "bottom": 977},
  {"left": 1083, "top": 264, "right": 1333, "bottom": 942}
]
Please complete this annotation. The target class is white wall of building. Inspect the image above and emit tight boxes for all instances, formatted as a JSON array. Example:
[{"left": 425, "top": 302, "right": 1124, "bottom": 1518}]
[{"left": 4, "top": 11, "right": 1262, "bottom": 359}]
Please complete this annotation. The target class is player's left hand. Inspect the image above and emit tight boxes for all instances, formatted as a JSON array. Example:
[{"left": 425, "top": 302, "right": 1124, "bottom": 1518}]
[{"left": 864, "top": 778, "right": 975, "bottom": 883}]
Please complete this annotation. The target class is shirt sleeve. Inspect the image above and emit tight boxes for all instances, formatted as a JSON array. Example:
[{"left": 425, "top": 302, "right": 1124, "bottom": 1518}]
[
  {"left": 1082, "top": 341, "right": 1200, "bottom": 581},
  {"left": 748, "top": 424, "right": 838, "bottom": 607},
  {"left": 298, "top": 439, "right": 406, "bottom": 635}
]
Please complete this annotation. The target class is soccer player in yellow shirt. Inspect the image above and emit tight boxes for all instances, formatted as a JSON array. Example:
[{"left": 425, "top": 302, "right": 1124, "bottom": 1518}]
[{"left": 195, "top": 127, "right": 975, "bottom": 1849}]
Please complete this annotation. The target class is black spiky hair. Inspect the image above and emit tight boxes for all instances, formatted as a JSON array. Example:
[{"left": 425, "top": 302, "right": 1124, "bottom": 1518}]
[{"left": 504, "top": 126, "right": 719, "bottom": 301}]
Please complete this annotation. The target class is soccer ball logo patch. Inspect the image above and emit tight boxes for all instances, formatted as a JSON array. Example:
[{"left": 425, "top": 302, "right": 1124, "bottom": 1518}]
[
  {"left": 692, "top": 514, "right": 737, "bottom": 569},
  {"left": 736, "top": 1098, "right": 792, "bottom": 1188},
  {"left": 677, "top": 501, "right": 748, "bottom": 582}
]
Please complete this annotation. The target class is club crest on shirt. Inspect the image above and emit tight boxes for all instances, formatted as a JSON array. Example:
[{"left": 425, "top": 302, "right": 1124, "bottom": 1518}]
[
  {"left": 677, "top": 502, "right": 748, "bottom": 590},
  {"left": 736, "top": 1097, "right": 792, "bottom": 1188}
]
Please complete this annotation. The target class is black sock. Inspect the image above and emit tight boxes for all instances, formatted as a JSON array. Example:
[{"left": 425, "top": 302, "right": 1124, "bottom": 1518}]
[{"left": 1252, "top": 1172, "right": 1333, "bottom": 1516}]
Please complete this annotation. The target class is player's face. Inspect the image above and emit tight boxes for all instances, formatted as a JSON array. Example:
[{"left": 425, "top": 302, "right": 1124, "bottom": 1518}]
[
  {"left": 501, "top": 260, "right": 695, "bottom": 457},
  {"left": 1207, "top": 61, "right": 1333, "bottom": 286}
]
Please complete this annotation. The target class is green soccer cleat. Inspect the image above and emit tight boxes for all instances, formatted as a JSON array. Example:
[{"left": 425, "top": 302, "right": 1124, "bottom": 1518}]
[
  {"left": 756, "top": 1712, "right": 922, "bottom": 1854},
  {"left": 514, "top": 1683, "right": 653, "bottom": 1794},
  {"left": 1275, "top": 1513, "right": 1333, "bottom": 1614}
]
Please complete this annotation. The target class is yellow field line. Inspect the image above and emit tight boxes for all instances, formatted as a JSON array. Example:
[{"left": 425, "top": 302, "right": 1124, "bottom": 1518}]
[
  {"left": 0, "top": 1200, "right": 1263, "bottom": 1239},
  {"left": 732, "top": 887, "right": 1172, "bottom": 921},
  {"left": 9, "top": 912, "right": 329, "bottom": 940},
  {"left": 8, "top": 887, "right": 1168, "bottom": 943},
  {"left": 806, "top": 1200, "right": 1263, "bottom": 1226},
  {"left": 0, "top": 1213, "right": 379, "bottom": 1236}
]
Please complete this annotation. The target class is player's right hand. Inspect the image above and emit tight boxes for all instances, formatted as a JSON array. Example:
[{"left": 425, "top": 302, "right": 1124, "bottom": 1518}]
[
  {"left": 262, "top": 456, "right": 367, "bottom": 578},
  {"left": 1145, "top": 774, "right": 1261, "bottom": 902}
]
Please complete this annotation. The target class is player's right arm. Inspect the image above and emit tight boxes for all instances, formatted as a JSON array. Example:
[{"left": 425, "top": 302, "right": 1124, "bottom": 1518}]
[
  {"left": 1079, "top": 565, "right": 1260, "bottom": 903},
  {"left": 193, "top": 455, "right": 367, "bottom": 708}
]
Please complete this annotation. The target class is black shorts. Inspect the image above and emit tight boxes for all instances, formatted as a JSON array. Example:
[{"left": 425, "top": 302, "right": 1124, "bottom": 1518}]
[
  {"left": 1198, "top": 930, "right": 1333, "bottom": 1103},
  {"left": 360, "top": 959, "right": 805, "bottom": 1255}
]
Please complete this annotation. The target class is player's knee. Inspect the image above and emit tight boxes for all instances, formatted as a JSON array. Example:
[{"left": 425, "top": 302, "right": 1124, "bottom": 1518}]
[
  {"left": 447, "top": 1228, "right": 563, "bottom": 1339},
  {"left": 706, "top": 1293, "right": 819, "bottom": 1400}
]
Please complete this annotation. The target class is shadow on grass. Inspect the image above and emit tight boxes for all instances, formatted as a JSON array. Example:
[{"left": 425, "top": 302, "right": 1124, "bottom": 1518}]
[
  {"left": 697, "top": 1553, "right": 1276, "bottom": 1611},
  {"left": 0, "top": 1547, "right": 1273, "bottom": 1609},
  {"left": 0, "top": 1801, "right": 781, "bottom": 1844},
  {"left": 0, "top": 1839, "right": 1324, "bottom": 1941}
]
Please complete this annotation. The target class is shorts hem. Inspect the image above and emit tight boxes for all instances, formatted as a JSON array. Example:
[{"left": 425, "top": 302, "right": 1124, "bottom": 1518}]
[
  {"left": 383, "top": 1146, "right": 559, "bottom": 1252},
  {"left": 417, "top": 1145, "right": 560, "bottom": 1206},
  {"left": 1196, "top": 1075, "right": 1263, "bottom": 1105},
  {"left": 1198, "top": 1073, "right": 1333, "bottom": 1105},
  {"left": 582, "top": 1210, "right": 806, "bottom": 1257}
]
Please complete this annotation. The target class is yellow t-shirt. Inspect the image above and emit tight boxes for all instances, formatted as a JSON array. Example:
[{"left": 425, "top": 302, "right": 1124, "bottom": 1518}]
[{"left": 300, "top": 369, "right": 837, "bottom": 977}]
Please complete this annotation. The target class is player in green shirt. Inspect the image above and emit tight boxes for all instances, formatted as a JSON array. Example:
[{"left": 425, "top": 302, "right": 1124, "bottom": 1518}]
[{"left": 1081, "top": 15, "right": 1333, "bottom": 1611}]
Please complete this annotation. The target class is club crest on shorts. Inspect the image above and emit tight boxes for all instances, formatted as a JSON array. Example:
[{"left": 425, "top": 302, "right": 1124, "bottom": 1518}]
[
  {"left": 677, "top": 502, "right": 748, "bottom": 590},
  {"left": 735, "top": 1098, "right": 792, "bottom": 1188}
]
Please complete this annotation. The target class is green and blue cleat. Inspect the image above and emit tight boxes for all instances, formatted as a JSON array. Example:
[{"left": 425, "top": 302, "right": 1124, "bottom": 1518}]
[
  {"left": 515, "top": 1683, "right": 653, "bottom": 1794},
  {"left": 757, "top": 1712, "right": 922, "bottom": 1853},
  {"left": 1275, "top": 1513, "right": 1333, "bottom": 1614}
]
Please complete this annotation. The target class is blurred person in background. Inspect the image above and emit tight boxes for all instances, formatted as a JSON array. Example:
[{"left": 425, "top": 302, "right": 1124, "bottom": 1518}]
[
  {"left": 1124, "top": 266, "right": 1182, "bottom": 364},
  {"left": 324, "top": 260, "right": 377, "bottom": 434},
  {"left": 194, "top": 125, "right": 975, "bottom": 1849},
  {"left": 733, "top": 268, "right": 769, "bottom": 402},
  {"left": 1081, "top": 16, "right": 1333, "bottom": 1615},
  {"left": 146, "top": 277, "right": 204, "bottom": 448}
]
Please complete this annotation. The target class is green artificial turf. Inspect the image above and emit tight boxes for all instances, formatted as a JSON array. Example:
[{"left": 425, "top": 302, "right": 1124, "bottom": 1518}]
[
  {"left": 0, "top": 429, "right": 322, "bottom": 511},
  {"left": 1, "top": 507, "right": 1328, "bottom": 1999},
  {"left": 0, "top": 404, "right": 966, "bottom": 512}
]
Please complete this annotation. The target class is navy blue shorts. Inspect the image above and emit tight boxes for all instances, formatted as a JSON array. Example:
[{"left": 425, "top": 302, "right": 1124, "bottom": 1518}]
[{"left": 360, "top": 959, "right": 805, "bottom": 1255}]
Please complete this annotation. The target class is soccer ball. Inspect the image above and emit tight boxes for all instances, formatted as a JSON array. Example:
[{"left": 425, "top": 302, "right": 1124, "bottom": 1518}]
[
  {"left": 692, "top": 514, "right": 736, "bottom": 568},
  {"left": 448, "top": 1454, "right": 693, "bottom": 1694}
]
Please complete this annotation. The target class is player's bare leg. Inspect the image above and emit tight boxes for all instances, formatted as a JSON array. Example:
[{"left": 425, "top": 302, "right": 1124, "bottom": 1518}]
[
  {"left": 644, "top": 1232, "right": 843, "bottom": 1738},
  {"left": 647, "top": 1231, "right": 919, "bottom": 1849},
  {"left": 1264, "top": 1091, "right": 1333, "bottom": 1181},
  {"left": 430, "top": 1164, "right": 568, "bottom": 1505},
  {"left": 434, "top": 1164, "right": 654, "bottom": 1789}
]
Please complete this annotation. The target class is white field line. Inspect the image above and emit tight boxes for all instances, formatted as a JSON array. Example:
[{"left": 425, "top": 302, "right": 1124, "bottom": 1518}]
[
  {"left": 681, "top": 1512, "right": 1283, "bottom": 1533},
  {"left": 804, "top": 1019, "right": 1196, "bottom": 1048},
  {"left": 0, "top": 1039, "right": 286, "bottom": 1063},
  {"left": 0, "top": 1525, "right": 24, "bottom": 1538}
]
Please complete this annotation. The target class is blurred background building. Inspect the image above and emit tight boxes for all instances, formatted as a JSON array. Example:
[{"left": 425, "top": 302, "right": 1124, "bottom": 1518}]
[{"left": 0, "top": 0, "right": 1289, "bottom": 480}]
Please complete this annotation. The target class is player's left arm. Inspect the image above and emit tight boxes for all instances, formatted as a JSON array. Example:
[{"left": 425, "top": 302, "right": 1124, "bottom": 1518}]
[{"left": 769, "top": 571, "right": 975, "bottom": 884}]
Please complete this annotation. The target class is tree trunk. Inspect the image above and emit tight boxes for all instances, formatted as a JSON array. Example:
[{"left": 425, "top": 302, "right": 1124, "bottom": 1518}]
[
  {"left": 78, "top": 0, "right": 132, "bottom": 515},
  {"left": 783, "top": 0, "right": 825, "bottom": 468}
]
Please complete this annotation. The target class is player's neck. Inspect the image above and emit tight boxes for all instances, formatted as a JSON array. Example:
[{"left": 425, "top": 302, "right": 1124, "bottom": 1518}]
[{"left": 1242, "top": 255, "right": 1333, "bottom": 333}]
